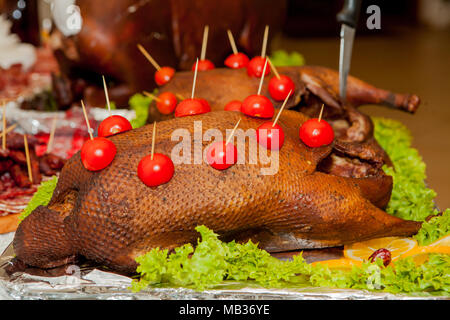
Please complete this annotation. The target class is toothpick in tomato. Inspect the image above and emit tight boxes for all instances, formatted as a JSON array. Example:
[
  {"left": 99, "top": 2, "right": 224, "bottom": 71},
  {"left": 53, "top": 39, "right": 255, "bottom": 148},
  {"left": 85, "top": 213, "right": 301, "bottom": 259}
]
[
  {"left": 268, "top": 75, "right": 295, "bottom": 101},
  {"left": 80, "top": 100, "right": 117, "bottom": 171},
  {"left": 256, "top": 90, "right": 291, "bottom": 150},
  {"left": 241, "top": 59, "right": 274, "bottom": 118},
  {"left": 224, "top": 100, "right": 242, "bottom": 112},
  {"left": 225, "top": 30, "right": 249, "bottom": 69},
  {"left": 206, "top": 119, "right": 241, "bottom": 170},
  {"left": 137, "top": 122, "right": 174, "bottom": 187},
  {"left": 192, "top": 25, "right": 215, "bottom": 71},
  {"left": 156, "top": 92, "right": 178, "bottom": 115},
  {"left": 137, "top": 44, "right": 175, "bottom": 86},
  {"left": 81, "top": 137, "right": 117, "bottom": 171},
  {"left": 299, "top": 104, "right": 334, "bottom": 148},
  {"left": 247, "top": 56, "right": 270, "bottom": 77},
  {"left": 175, "top": 58, "right": 211, "bottom": 117},
  {"left": 98, "top": 115, "right": 132, "bottom": 138}
]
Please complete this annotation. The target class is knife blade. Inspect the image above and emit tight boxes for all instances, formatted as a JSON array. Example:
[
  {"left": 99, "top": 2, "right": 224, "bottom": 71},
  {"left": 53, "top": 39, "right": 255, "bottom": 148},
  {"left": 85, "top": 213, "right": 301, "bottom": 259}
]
[{"left": 337, "top": 0, "right": 362, "bottom": 102}]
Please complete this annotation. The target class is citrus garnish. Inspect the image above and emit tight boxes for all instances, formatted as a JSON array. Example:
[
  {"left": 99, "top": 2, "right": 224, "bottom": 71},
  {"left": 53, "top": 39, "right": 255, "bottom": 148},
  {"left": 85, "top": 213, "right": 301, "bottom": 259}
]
[{"left": 344, "top": 237, "right": 418, "bottom": 262}]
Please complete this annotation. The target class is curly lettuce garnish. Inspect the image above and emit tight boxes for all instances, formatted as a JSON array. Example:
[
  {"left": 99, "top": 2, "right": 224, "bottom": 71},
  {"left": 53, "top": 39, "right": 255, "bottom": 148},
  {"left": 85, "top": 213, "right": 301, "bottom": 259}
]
[
  {"left": 373, "top": 117, "right": 439, "bottom": 222},
  {"left": 129, "top": 92, "right": 155, "bottom": 129},
  {"left": 18, "top": 176, "right": 58, "bottom": 222},
  {"left": 269, "top": 50, "right": 305, "bottom": 67},
  {"left": 132, "top": 225, "right": 449, "bottom": 295}
]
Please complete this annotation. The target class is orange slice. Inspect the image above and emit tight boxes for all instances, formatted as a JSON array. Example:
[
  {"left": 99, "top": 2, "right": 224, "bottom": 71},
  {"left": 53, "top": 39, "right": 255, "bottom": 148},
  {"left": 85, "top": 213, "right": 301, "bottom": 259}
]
[
  {"left": 311, "top": 258, "right": 362, "bottom": 269},
  {"left": 344, "top": 237, "right": 418, "bottom": 262},
  {"left": 400, "top": 234, "right": 450, "bottom": 258}
]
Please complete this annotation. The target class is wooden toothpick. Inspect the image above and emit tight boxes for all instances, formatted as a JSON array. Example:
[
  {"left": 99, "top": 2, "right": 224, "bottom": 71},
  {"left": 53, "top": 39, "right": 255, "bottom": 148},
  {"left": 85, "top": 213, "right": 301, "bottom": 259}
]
[
  {"left": 102, "top": 75, "right": 112, "bottom": 115},
  {"left": 191, "top": 58, "right": 199, "bottom": 99},
  {"left": 137, "top": 44, "right": 161, "bottom": 71},
  {"left": 176, "top": 93, "right": 186, "bottom": 101},
  {"left": 80, "top": 100, "right": 94, "bottom": 140},
  {"left": 257, "top": 58, "right": 269, "bottom": 95},
  {"left": 200, "top": 25, "right": 209, "bottom": 61},
  {"left": 151, "top": 121, "right": 156, "bottom": 160},
  {"left": 46, "top": 117, "right": 57, "bottom": 154},
  {"left": 143, "top": 91, "right": 161, "bottom": 102},
  {"left": 226, "top": 118, "right": 242, "bottom": 145},
  {"left": 0, "top": 123, "right": 17, "bottom": 136},
  {"left": 23, "top": 135, "right": 33, "bottom": 184},
  {"left": 267, "top": 57, "right": 280, "bottom": 79},
  {"left": 272, "top": 89, "right": 292, "bottom": 127},
  {"left": 318, "top": 104, "right": 325, "bottom": 122},
  {"left": 2, "top": 102, "right": 6, "bottom": 150},
  {"left": 261, "top": 25, "right": 269, "bottom": 58},
  {"left": 227, "top": 29, "right": 238, "bottom": 55}
]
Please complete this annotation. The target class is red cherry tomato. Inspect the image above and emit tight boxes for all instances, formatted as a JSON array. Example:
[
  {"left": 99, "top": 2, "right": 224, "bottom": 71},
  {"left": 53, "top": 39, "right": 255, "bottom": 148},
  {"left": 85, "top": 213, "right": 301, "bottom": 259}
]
[
  {"left": 137, "top": 153, "right": 175, "bottom": 187},
  {"left": 224, "top": 53, "right": 250, "bottom": 69},
  {"left": 256, "top": 122, "right": 285, "bottom": 151},
  {"left": 80, "top": 137, "right": 117, "bottom": 171},
  {"left": 97, "top": 115, "right": 132, "bottom": 138},
  {"left": 196, "top": 98, "right": 210, "bottom": 110},
  {"left": 247, "top": 56, "right": 270, "bottom": 77},
  {"left": 192, "top": 59, "right": 215, "bottom": 71},
  {"left": 156, "top": 92, "right": 178, "bottom": 115},
  {"left": 299, "top": 118, "right": 335, "bottom": 148},
  {"left": 174, "top": 98, "right": 211, "bottom": 117},
  {"left": 268, "top": 75, "right": 295, "bottom": 101},
  {"left": 241, "top": 95, "right": 274, "bottom": 118},
  {"left": 206, "top": 141, "right": 238, "bottom": 170},
  {"left": 154, "top": 66, "right": 175, "bottom": 86},
  {"left": 224, "top": 100, "right": 242, "bottom": 112}
]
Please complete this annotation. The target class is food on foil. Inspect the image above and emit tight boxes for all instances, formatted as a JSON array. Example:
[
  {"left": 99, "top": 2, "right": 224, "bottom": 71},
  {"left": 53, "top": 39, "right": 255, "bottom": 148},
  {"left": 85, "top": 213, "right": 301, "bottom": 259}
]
[
  {"left": 0, "top": 130, "right": 65, "bottom": 233},
  {"left": 14, "top": 108, "right": 422, "bottom": 273}
]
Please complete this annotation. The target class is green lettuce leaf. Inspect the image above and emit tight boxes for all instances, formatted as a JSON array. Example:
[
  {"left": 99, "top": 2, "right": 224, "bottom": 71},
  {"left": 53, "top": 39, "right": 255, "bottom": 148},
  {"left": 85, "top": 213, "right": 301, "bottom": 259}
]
[
  {"left": 269, "top": 50, "right": 305, "bottom": 67},
  {"left": 18, "top": 176, "right": 58, "bottom": 222},
  {"left": 132, "top": 225, "right": 449, "bottom": 295},
  {"left": 373, "top": 117, "right": 439, "bottom": 222},
  {"left": 129, "top": 92, "right": 155, "bottom": 129},
  {"left": 414, "top": 209, "right": 450, "bottom": 246}
]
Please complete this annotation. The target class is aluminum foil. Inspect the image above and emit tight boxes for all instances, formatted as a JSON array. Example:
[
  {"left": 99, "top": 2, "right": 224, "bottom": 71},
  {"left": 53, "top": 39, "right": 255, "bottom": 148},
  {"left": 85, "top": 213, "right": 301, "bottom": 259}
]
[{"left": 0, "top": 238, "right": 447, "bottom": 300}]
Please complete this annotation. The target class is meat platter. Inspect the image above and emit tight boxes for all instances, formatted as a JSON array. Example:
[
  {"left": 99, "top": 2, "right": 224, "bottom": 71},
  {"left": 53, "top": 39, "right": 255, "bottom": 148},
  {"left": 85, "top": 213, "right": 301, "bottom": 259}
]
[{"left": 0, "top": 12, "right": 448, "bottom": 300}]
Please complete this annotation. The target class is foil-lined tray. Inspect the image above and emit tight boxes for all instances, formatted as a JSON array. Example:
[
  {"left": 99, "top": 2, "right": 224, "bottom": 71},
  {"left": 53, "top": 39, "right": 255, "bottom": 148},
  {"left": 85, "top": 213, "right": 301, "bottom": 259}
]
[
  {"left": 0, "top": 238, "right": 446, "bottom": 300},
  {"left": 0, "top": 100, "right": 446, "bottom": 300}
]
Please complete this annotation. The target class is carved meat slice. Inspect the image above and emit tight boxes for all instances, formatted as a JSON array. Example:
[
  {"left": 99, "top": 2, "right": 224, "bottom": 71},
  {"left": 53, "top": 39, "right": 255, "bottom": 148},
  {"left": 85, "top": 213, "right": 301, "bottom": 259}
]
[{"left": 14, "top": 111, "right": 421, "bottom": 273}]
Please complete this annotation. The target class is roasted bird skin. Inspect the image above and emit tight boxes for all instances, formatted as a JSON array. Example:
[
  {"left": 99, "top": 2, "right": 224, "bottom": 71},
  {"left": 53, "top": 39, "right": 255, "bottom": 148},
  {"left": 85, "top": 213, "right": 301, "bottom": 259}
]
[{"left": 14, "top": 110, "right": 421, "bottom": 273}]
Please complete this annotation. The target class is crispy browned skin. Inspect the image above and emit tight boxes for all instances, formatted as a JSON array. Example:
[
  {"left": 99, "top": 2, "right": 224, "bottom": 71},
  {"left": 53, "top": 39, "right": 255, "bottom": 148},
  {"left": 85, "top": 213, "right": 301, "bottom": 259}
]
[
  {"left": 14, "top": 110, "right": 421, "bottom": 273},
  {"left": 150, "top": 66, "right": 420, "bottom": 122}
]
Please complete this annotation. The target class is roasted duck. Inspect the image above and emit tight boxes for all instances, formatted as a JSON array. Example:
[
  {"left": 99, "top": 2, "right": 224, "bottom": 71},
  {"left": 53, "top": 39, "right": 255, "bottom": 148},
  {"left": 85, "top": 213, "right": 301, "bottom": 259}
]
[
  {"left": 14, "top": 109, "right": 421, "bottom": 273},
  {"left": 51, "top": 0, "right": 286, "bottom": 106}
]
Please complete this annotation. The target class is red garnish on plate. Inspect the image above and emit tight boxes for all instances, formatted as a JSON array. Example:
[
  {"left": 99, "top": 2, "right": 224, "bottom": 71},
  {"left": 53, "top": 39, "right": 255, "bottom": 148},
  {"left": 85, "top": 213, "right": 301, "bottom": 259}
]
[
  {"left": 224, "top": 100, "right": 242, "bottom": 112},
  {"left": 225, "top": 53, "right": 249, "bottom": 69},
  {"left": 137, "top": 44, "right": 175, "bottom": 86},
  {"left": 137, "top": 122, "right": 174, "bottom": 187},
  {"left": 97, "top": 115, "right": 132, "bottom": 137},
  {"left": 155, "top": 66, "right": 175, "bottom": 86},
  {"left": 80, "top": 137, "right": 116, "bottom": 171},
  {"left": 368, "top": 248, "right": 392, "bottom": 267},
  {"left": 206, "top": 141, "right": 238, "bottom": 170},
  {"left": 192, "top": 59, "right": 215, "bottom": 71},
  {"left": 175, "top": 99, "right": 210, "bottom": 117},
  {"left": 256, "top": 122, "right": 285, "bottom": 151},
  {"left": 268, "top": 75, "right": 295, "bottom": 101},
  {"left": 156, "top": 92, "right": 178, "bottom": 115},
  {"left": 206, "top": 119, "right": 241, "bottom": 170},
  {"left": 256, "top": 90, "right": 290, "bottom": 150},
  {"left": 241, "top": 95, "right": 274, "bottom": 118},
  {"left": 138, "top": 153, "right": 174, "bottom": 187},
  {"left": 299, "top": 104, "right": 334, "bottom": 148},
  {"left": 247, "top": 56, "right": 270, "bottom": 77}
]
